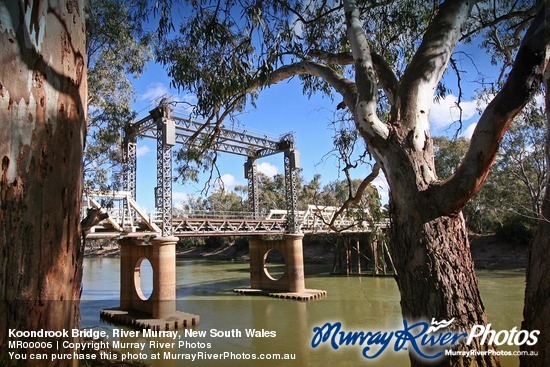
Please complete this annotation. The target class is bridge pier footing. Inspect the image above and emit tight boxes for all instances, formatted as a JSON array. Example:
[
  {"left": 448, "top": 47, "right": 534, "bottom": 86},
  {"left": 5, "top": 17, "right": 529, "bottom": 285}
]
[
  {"left": 234, "top": 234, "right": 327, "bottom": 301},
  {"left": 100, "top": 236, "right": 199, "bottom": 330}
]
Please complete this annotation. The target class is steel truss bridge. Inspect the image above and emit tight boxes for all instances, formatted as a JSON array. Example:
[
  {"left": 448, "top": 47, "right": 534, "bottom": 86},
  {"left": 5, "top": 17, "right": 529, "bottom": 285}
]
[
  {"left": 86, "top": 100, "right": 385, "bottom": 239},
  {"left": 83, "top": 190, "right": 384, "bottom": 239}
]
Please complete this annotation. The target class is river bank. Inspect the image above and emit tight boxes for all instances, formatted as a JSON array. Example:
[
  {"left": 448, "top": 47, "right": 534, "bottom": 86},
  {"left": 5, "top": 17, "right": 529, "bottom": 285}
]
[{"left": 85, "top": 234, "right": 528, "bottom": 271}]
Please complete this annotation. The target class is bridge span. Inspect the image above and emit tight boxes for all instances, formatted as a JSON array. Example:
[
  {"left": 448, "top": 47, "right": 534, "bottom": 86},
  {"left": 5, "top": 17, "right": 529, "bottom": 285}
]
[
  {"left": 93, "top": 100, "right": 390, "bottom": 330},
  {"left": 84, "top": 190, "right": 385, "bottom": 240}
]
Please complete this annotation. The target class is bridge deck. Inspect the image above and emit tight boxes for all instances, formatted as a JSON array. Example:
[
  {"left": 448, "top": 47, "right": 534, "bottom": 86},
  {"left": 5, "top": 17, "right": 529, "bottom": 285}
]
[{"left": 83, "top": 191, "right": 386, "bottom": 240}]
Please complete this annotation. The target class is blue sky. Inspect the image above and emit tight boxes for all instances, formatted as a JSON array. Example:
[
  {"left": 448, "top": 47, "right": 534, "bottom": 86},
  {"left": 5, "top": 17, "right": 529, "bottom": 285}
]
[{"left": 127, "top": 40, "right": 501, "bottom": 213}]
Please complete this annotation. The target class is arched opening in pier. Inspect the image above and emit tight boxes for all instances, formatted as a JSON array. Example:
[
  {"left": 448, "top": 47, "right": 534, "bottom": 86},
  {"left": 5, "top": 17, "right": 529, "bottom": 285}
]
[
  {"left": 134, "top": 258, "right": 153, "bottom": 300},
  {"left": 263, "top": 249, "right": 286, "bottom": 280}
]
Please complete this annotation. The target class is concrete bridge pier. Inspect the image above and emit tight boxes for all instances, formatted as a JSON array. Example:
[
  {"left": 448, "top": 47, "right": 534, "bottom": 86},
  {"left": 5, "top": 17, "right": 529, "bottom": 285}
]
[
  {"left": 100, "top": 236, "right": 199, "bottom": 329},
  {"left": 235, "top": 234, "right": 326, "bottom": 301}
]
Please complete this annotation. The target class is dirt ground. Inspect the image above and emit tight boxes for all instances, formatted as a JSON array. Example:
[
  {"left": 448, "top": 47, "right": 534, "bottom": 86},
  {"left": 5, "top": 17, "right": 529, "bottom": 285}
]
[{"left": 469, "top": 234, "right": 528, "bottom": 270}]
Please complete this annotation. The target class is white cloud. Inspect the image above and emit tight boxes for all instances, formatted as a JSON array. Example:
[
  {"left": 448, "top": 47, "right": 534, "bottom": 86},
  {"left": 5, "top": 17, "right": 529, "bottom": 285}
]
[
  {"left": 141, "top": 83, "right": 169, "bottom": 102},
  {"left": 257, "top": 162, "right": 279, "bottom": 177},
  {"left": 173, "top": 192, "right": 189, "bottom": 201},
  {"left": 462, "top": 122, "right": 477, "bottom": 139},
  {"left": 430, "top": 94, "right": 479, "bottom": 128},
  {"left": 213, "top": 174, "right": 242, "bottom": 190},
  {"left": 170, "top": 93, "right": 199, "bottom": 115},
  {"left": 136, "top": 145, "right": 151, "bottom": 157},
  {"left": 172, "top": 192, "right": 190, "bottom": 209},
  {"left": 289, "top": 14, "right": 303, "bottom": 38}
]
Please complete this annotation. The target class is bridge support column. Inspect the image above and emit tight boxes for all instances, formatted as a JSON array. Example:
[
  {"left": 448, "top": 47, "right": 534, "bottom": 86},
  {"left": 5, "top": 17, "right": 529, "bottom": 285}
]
[
  {"left": 235, "top": 234, "right": 326, "bottom": 301},
  {"left": 101, "top": 236, "right": 200, "bottom": 329}
]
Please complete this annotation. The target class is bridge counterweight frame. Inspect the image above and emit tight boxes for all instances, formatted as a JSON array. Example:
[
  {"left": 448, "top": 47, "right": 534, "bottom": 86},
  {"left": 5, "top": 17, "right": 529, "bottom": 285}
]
[
  {"left": 244, "top": 157, "right": 259, "bottom": 220},
  {"left": 122, "top": 100, "right": 301, "bottom": 235}
]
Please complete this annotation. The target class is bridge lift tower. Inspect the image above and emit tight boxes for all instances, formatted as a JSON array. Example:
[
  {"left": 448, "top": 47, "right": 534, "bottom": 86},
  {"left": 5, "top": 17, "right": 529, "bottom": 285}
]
[
  {"left": 122, "top": 99, "right": 301, "bottom": 236},
  {"left": 101, "top": 100, "right": 324, "bottom": 331}
]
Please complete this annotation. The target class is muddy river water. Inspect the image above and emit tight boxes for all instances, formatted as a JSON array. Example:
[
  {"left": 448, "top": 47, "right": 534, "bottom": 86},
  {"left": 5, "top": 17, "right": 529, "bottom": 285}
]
[{"left": 81, "top": 258, "right": 528, "bottom": 367}]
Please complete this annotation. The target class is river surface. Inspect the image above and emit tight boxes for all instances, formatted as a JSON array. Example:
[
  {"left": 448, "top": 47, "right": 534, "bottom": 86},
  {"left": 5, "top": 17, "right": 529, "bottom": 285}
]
[{"left": 81, "top": 258, "right": 527, "bottom": 367}]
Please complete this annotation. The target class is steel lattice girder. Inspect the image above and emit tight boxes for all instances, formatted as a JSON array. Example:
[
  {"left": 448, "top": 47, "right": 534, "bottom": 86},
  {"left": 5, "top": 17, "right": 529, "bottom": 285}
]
[
  {"left": 122, "top": 142, "right": 137, "bottom": 225},
  {"left": 155, "top": 118, "right": 174, "bottom": 236},
  {"left": 123, "top": 142, "right": 137, "bottom": 199},
  {"left": 170, "top": 218, "right": 287, "bottom": 236},
  {"left": 244, "top": 158, "right": 259, "bottom": 219},
  {"left": 284, "top": 149, "right": 300, "bottom": 234},
  {"left": 127, "top": 104, "right": 299, "bottom": 235},
  {"left": 132, "top": 110, "right": 295, "bottom": 159}
]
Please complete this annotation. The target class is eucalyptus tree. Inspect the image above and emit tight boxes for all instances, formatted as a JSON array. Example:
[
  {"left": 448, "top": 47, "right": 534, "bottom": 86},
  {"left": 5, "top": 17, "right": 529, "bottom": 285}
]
[
  {"left": 0, "top": 1, "right": 87, "bottom": 366},
  {"left": 498, "top": 101, "right": 547, "bottom": 219},
  {"left": 433, "top": 104, "right": 547, "bottom": 236},
  {"left": 84, "top": 0, "right": 153, "bottom": 190},
  {"left": 433, "top": 136, "right": 500, "bottom": 233},
  {"left": 204, "top": 189, "right": 245, "bottom": 212},
  {"left": 158, "top": 1, "right": 547, "bottom": 365}
]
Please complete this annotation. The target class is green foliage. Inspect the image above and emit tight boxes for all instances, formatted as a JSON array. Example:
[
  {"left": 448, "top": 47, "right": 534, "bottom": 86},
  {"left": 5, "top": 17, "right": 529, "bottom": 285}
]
[
  {"left": 157, "top": 0, "right": 534, "bottom": 115},
  {"left": 432, "top": 137, "right": 470, "bottom": 179},
  {"left": 174, "top": 148, "right": 216, "bottom": 183},
  {"left": 205, "top": 190, "right": 245, "bottom": 212},
  {"left": 84, "top": 0, "right": 153, "bottom": 190},
  {"left": 258, "top": 173, "right": 288, "bottom": 212},
  {"left": 470, "top": 0, "right": 537, "bottom": 85},
  {"left": 156, "top": 0, "right": 443, "bottom": 116},
  {"left": 176, "top": 236, "right": 205, "bottom": 249},
  {"left": 175, "top": 170, "right": 383, "bottom": 228},
  {"left": 496, "top": 215, "right": 536, "bottom": 246},
  {"left": 433, "top": 101, "right": 546, "bottom": 235}
]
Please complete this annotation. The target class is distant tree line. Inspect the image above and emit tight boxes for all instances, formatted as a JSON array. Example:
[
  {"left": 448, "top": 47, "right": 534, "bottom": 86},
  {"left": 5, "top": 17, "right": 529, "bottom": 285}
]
[
  {"left": 175, "top": 172, "right": 382, "bottom": 217},
  {"left": 173, "top": 172, "right": 383, "bottom": 249},
  {"left": 434, "top": 100, "right": 546, "bottom": 245}
]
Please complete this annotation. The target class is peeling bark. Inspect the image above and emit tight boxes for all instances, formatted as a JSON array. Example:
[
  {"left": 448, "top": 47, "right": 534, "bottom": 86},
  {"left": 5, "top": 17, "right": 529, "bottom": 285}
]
[{"left": 0, "top": 1, "right": 87, "bottom": 366}]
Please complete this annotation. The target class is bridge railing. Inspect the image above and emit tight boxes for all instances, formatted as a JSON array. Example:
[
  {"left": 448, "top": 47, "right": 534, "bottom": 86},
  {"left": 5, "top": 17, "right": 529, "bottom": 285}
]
[
  {"left": 83, "top": 191, "right": 389, "bottom": 238},
  {"left": 162, "top": 210, "right": 258, "bottom": 220},
  {"left": 82, "top": 191, "right": 161, "bottom": 236}
]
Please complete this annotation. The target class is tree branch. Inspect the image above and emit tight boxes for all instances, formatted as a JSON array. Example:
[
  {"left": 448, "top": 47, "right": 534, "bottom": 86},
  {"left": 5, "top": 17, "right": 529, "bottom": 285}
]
[
  {"left": 343, "top": 0, "right": 388, "bottom": 140},
  {"left": 396, "top": 0, "right": 477, "bottom": 131},
  {"left": 276, "top": 0, "right": 342, "bottom": 26},
  {"left": 309, "top": 50, "right": 399, "bottom": 104},
  {"left": 429, "top": 4, "right": 548, "bottom": 216},
  {"left": 319, "top": 164, "right": 380, "bottom": 232},
  {"left": 460, "top": 8, "right": 537, "bottom": 41},
  {"left": 449, "top": 56, "right": 465, "bottom": 134},
  {"left": 246, "top": 60, "right": 358, "bottom": 112}
]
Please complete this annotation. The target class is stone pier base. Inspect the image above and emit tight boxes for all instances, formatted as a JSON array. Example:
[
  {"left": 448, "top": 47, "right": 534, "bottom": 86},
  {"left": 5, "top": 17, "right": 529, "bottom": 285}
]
[
  {"left": 100, "top": 236, "right": 199, "bottom": 329},
  {"left": 234, "top": 234, "right": 326, "bottom": 301},
  {"left": 100, "top": 308, "right": 198, "bottom": 330}
]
